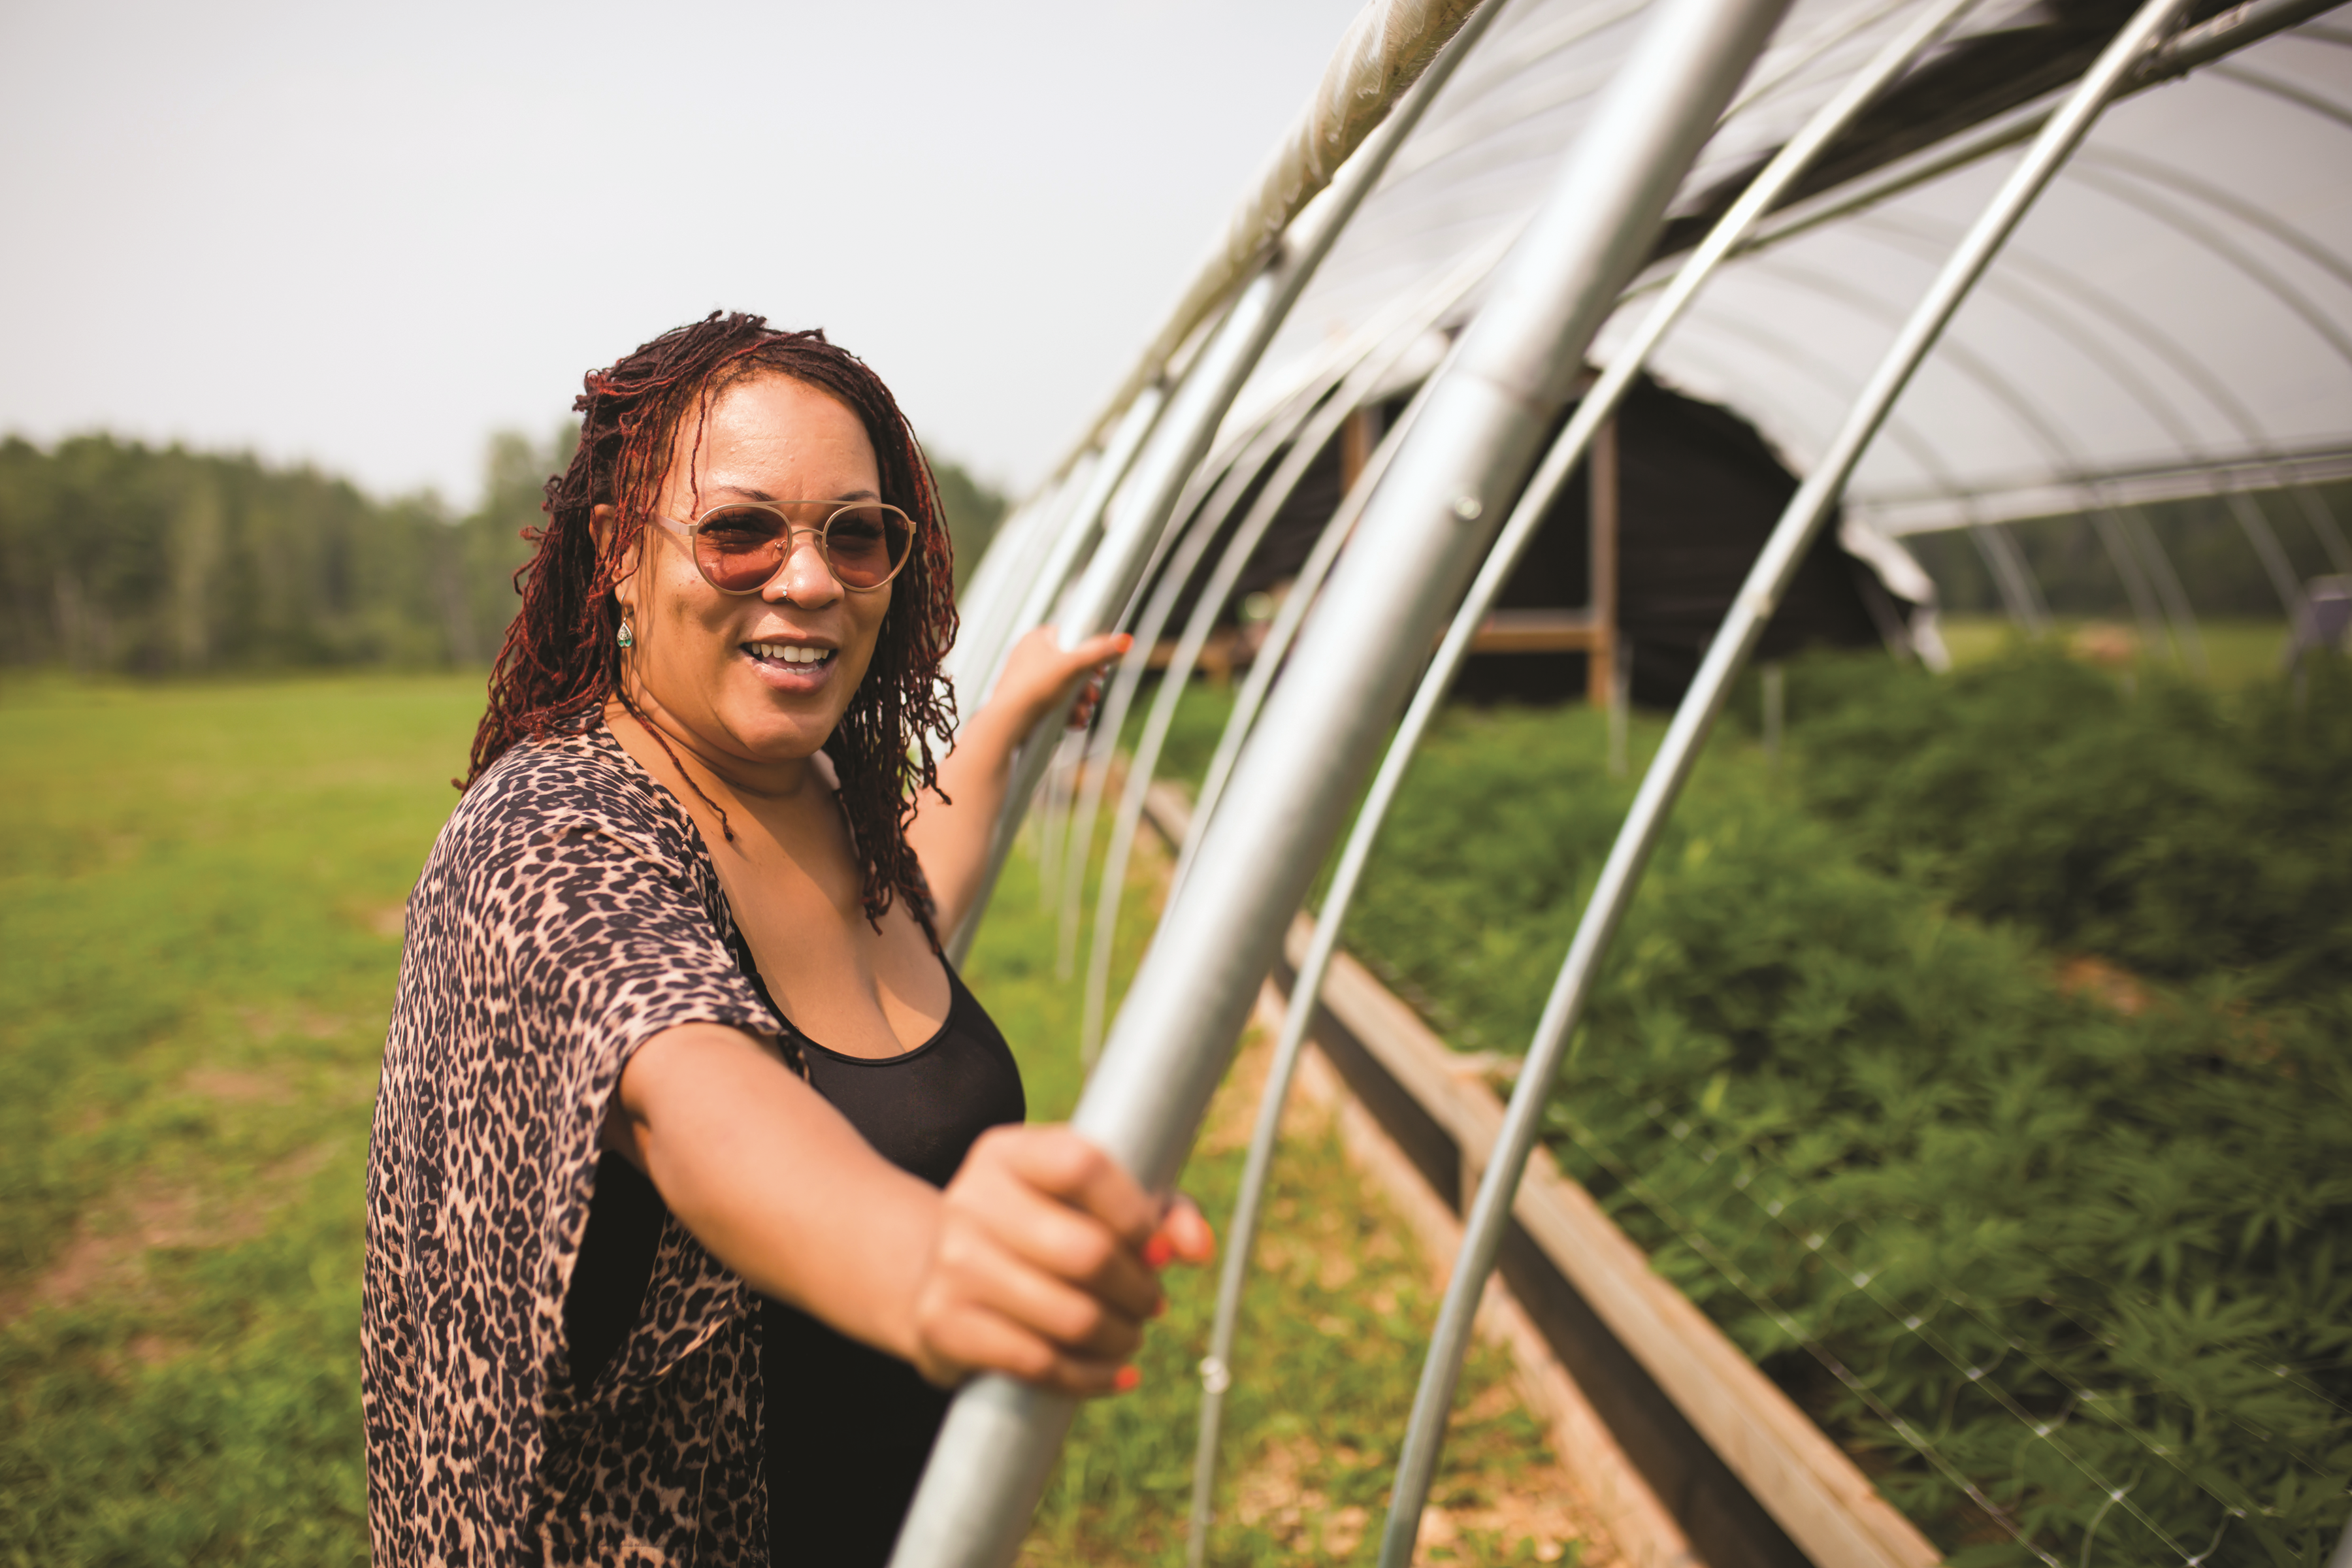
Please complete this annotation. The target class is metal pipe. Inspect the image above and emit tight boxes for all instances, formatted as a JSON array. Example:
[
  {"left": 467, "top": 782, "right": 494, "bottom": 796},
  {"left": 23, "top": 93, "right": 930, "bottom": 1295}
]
[
  {"left": 947, "top": 495, "right": 1037, "bottom": 674},
  {"left": 2120, "top": 502, "right": 2212, "bottom": 675},
  {"left": 1051, "top": 278, "right": 1471, "bottom": 973},
  {"left": 1846, "top": 210, "right": 2321, "bottom": 628},
  {"left": 1377, "top": 0, "right": 2193, "bottom": 1560},
  {"left": 972, "top": 391, "right": 1165, "bottom": 714},
  {"left": 1857, "top": 211, "right": 2320, "bottom": 620},
  {"left": 1724, "top": 0, "right": 1924, "bottom": 119},
  {"left": 2088, "top": 505, "right": 2181, "bottom": 658},
  {"left": 1744, "top": 254, "right": 2195, "bottom": 653},
  {"left": 1172, "top": 361, "right": 1443, "bottom": 889},
  {"left": 943, "top": 293, "right": 1249, "bottom": 969},
  {"left": 949, "top": 0, "right": 1522, "bottom": 966},
  {"left": 1077, "top": 246, "right": 1513, "bottom": 1062},
  {"left": 1705, "top": 0, "right": 2348, "bottom": 277},
  {"left": 1052, "top": 400, "right": 1310, "bottom": 978},
  {"left": 1081, "top": 297, "right": 1475, "bottom": 1066},
  {"left": 1073, "top": 0, "right": 1493, "bottom": 464},
  {"left": 948, "top": 466, "right": 1085, "bottom": 696},
  {"left": 1862, "top": 206, "right": 2352, "bottom": 580},
  {"left": 1672, "top": 319, "right": 2061, "bottom": 633},
  {"left": 2078, "top": 146, "right": 2352, "bottom": 294},
  {"left": 1184, "top": 0, "right": 1984, "bottom": 1553},
  {"left": 1972, "top": 519, "right": 2055, "bottom": 631},
  {"left": 2211, "top": 58, "right": 2352, "bottom": 131},
  {"left": 890, "top": 0, "right": 1791, "bottom": 1554}
]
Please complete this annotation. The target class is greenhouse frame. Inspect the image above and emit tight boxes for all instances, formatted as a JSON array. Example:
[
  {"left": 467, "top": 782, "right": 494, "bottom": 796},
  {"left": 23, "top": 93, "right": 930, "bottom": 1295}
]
[{"left": 892, "top": 0, "right": 2352, "bottom": 1561}]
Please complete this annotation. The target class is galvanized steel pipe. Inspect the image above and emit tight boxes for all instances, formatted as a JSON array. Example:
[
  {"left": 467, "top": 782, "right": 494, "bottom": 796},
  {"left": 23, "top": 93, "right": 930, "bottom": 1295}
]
[
  {"left": 1375, "top": 0, "right": 2197, "bottom": 1558},
  {"left": 890, "top": 0, "right": 1791, "bottom": 1558},
  {"left": 1181, "top": 0, "right": 1985, "bottom": 1551}
]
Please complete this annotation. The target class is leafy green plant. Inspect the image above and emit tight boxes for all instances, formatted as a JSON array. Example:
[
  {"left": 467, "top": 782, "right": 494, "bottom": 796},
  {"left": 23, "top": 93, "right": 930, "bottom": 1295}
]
[
  {"left": 1752, "top": 647, "right": 2352, "bottom": 1007},
  {"left": 1346, "top": 684, "right": 2352, "bottom": 1566}
]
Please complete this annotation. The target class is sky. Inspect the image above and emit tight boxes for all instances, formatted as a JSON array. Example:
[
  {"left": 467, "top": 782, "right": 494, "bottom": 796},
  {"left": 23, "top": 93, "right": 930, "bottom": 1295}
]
[{"left": 0, "top": 0, "right": 1366, "bottom": 508}]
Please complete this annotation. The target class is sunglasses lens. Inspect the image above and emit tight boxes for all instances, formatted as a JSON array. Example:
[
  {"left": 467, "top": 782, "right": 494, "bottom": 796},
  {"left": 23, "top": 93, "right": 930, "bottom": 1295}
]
[
  {"left": 693, "top": 507, "right": 789, "bottom": 591},
  {"left": 824, "top": 504, "right": 913, "bottom": 590}
]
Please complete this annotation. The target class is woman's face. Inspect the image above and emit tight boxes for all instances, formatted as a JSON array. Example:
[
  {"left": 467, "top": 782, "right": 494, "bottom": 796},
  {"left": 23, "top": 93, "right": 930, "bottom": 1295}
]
[{"left": 615, "top": 372, "right": 892, "bottom": 772}]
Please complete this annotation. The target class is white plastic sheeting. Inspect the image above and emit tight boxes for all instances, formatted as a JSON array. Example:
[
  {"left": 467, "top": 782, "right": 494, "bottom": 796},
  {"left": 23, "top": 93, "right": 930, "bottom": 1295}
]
[
  {"left": 1214, "top": 0, "right": 2350, "bottom": 550},
  {"left": 1080, "top": 0, "right": 1487, "bottom": 456}
]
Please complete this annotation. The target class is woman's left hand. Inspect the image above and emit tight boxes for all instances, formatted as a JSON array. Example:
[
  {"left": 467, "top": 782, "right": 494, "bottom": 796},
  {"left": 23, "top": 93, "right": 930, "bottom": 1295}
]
[
  {"left": 909, "top": 625, "right": 1135, "bottom": 935},
  {"left": 992, "top": 625, "right": 1131, "bottom": 736},
  {"left": 907, "top": 1124, "right": 1216, "bottom": 1395}
]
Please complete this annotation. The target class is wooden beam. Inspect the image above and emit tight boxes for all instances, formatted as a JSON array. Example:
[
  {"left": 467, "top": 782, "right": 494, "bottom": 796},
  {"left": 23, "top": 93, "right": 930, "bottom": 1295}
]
[
  {"left": 1340, "top": 404, "right": 1382, "bottom": 496},
  {"left": 1588, "top": 416, "right": 1620, "bottom": 707},
  {"left": 1471, "top": 608, "right": 1606, "bottom": 654},
  {"left": 1264, "top": 980, "right": 1705, "bottom": 1568}
]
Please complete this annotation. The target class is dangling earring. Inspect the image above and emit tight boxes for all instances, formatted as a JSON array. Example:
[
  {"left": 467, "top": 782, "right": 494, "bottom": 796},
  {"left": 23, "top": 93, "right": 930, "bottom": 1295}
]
[{"left": 616, "top": 618, "right": 635, "bottom": 649}]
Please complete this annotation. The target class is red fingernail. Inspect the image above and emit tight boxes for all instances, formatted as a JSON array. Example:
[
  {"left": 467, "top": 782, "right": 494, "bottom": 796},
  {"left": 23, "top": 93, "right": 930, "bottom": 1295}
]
[
  {"left": 1143, "top": 1234, "right": 1174, "bottom": 1269},
  {"left": 1115, "top": 1365, "right": 1142, "bottom": 1393}
]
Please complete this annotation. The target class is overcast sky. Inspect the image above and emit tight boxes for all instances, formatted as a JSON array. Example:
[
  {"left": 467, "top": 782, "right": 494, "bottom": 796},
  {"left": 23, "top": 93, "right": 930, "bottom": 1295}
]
[{"left": 0, "top": 0, "right": 1365, "bottom": 507}]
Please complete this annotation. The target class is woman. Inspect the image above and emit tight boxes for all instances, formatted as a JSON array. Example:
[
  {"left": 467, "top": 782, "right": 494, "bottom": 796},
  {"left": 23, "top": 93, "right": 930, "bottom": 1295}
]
[{"left": 364, "top": 312, "right": 1209, "bottom": 1565}]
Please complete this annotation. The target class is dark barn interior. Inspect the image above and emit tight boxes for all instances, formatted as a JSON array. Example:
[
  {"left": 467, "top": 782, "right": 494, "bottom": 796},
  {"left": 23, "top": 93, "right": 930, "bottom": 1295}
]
[{"left": 1150, "top": 372, "right": 1932, "bottom": 708}]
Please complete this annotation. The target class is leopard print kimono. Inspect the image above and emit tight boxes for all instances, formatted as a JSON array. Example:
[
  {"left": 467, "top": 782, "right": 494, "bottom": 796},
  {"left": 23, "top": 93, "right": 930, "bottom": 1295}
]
[{"left": 365, "top": 724, "right": 787, "bottom": 1565}]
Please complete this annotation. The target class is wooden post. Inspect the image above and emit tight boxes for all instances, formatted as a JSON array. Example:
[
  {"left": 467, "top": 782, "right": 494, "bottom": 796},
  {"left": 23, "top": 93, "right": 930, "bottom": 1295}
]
[
  {"left": 1587, "top": 416, "right": 1620, "bottom": 707},
  {"left": 1339, "top": 404, "right": 1382, "bottom": 496}
]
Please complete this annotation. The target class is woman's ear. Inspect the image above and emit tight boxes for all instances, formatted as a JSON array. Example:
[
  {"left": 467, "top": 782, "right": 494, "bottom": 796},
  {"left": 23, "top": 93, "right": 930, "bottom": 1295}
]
[{"left": 593, "top": 503, "right": 640, "bottom": 591}]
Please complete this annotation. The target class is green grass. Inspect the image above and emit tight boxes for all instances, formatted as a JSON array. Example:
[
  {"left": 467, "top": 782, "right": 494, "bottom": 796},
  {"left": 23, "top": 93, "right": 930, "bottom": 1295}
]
[
  {"left": 1935, "top": 614, "right": 2292, "bottom": 687},
  {"left": 0, "top": 674, "right": 1573, "bottom": 1565},
  {"left": 0, "top": 672, "right": 478, "bottom": 1563}
]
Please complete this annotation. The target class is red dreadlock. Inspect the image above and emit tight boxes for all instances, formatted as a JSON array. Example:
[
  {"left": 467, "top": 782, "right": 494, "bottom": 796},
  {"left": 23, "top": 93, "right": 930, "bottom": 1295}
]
[{"left": 466, "top": 311, "right": 959, "bottom": 931}]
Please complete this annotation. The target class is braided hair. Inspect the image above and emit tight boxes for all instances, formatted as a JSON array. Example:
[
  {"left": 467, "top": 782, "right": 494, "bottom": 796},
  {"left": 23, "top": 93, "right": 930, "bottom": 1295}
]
[{"left": 466, "top": 311, "right": 959, "bottom": 932}]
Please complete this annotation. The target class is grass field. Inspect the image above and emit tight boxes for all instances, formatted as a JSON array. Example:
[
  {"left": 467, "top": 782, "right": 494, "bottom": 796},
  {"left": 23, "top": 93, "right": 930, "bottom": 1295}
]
[
  {"left": 0, "top": 673, "right": 1575, "bottom": 1566},
  {"left": 1935, "top": 613, "right": 2291, "bottom": 685}
]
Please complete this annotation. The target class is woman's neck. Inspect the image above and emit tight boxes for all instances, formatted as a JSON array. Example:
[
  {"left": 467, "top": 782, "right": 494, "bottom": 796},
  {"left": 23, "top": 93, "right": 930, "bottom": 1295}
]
[{"left": 605, "top": 690, "right": 821, "bottom": 813}]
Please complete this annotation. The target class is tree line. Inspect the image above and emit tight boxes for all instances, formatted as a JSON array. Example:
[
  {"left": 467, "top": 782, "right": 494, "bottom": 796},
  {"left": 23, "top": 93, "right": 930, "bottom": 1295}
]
[{"left": 0, "top": 429, "right": 1007, "bottom": 674}]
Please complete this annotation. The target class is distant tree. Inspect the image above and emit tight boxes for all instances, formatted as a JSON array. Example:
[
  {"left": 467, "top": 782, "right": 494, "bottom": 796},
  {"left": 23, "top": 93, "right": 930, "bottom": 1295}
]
[
  {"left": 0, "top": 425, "right": 1015, "bottom": 672},
  {"left": 0, "top": 426, "right": 576, "bottom": 674}
]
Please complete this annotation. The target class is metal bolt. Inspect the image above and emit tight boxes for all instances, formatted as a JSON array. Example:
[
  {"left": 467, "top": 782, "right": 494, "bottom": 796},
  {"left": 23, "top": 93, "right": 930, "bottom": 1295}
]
[{"left": 1452, "top": 495, "right": 1483, "bottom": 520}]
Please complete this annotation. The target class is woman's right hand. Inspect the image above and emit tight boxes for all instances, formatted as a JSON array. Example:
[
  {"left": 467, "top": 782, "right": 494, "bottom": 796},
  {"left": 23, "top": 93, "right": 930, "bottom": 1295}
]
[{"left": 908, "top": 1124, "right": 1213, "bottom": 1396}]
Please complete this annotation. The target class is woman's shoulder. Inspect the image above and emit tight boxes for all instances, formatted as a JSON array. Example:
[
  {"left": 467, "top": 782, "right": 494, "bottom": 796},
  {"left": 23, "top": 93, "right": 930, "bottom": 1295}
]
[{"left": 446, "top": 723, "right": 696, "bottom": 870}]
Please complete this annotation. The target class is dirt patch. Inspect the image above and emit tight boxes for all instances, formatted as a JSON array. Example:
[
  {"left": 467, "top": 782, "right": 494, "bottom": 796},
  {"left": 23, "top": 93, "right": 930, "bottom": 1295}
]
[
  {"left": 240, "top": 1005, "right": 357, "bottom": 1043},
  {"left": 0, "top": 1177, "right": 215, "bottom": 1325},
  {"left": 0, "top": 1140, "right": 338, "bottom": 1330},
  {"left": 182, "top": 1066, "right": 295, "bottom": 1105},
  {"left": 1231, "top": 1424, "right": 1586, "bottom": 1566},
  {"left": 1205, "top": 1025, "right": 1613, "bottom": 1568}
]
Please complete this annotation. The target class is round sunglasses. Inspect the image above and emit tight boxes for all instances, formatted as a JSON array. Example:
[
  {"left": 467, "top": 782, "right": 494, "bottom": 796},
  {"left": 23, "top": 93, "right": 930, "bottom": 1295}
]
[{"left": 657, "top": 500, "right": 916, "bottom": 595}]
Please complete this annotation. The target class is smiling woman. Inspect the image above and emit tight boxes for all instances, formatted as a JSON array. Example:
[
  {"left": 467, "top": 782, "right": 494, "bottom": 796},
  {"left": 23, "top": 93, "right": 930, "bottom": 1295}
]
[{"left": 363, "top": 312, "right": 1198, "bottom": 1567}]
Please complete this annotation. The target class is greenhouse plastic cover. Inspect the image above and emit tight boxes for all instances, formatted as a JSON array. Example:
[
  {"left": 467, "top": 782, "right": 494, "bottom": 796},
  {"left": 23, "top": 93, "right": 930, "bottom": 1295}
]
[{"left": 1194, "top": 0, "right": 2351, "bottom": 546}]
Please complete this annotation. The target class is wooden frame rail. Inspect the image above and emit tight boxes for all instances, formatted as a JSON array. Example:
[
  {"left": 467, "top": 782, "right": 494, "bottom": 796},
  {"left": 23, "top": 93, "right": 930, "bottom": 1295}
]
[{"left": 1465, "top": 415, "right": 1620, "bottom": 704}]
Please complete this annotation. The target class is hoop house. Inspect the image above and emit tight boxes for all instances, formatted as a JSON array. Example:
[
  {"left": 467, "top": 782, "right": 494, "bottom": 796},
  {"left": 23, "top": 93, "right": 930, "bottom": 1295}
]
[{"left": 898, "top": 0, "right": 2352, "bottom": 1562}]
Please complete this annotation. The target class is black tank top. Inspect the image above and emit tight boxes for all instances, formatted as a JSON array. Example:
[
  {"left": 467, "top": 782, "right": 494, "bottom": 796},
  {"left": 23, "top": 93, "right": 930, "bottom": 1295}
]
[{"left": 564, "top": 945, "right": 1025, "bottom": 1567}]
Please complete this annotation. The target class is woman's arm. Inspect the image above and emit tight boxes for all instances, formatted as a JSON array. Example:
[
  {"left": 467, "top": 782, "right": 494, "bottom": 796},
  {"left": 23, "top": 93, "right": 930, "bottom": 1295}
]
[
  {"left": 604, "top": 1019, "right": 1207, "bottom": 1392},
  {"left": 909, "top": 625, "right": 1129, "bottom": 935}
]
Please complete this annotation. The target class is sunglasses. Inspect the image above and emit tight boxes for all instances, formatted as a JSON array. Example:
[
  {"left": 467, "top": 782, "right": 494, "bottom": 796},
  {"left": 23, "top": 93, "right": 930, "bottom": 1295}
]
[{"left": 657, "top": 500, "right": 917, "bottom": 595}]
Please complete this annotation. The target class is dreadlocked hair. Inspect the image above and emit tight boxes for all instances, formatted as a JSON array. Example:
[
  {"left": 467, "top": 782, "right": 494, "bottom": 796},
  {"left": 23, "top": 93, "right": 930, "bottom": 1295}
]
[{"left": 466, "top": 310, "right": 960, "bottom": 936}]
